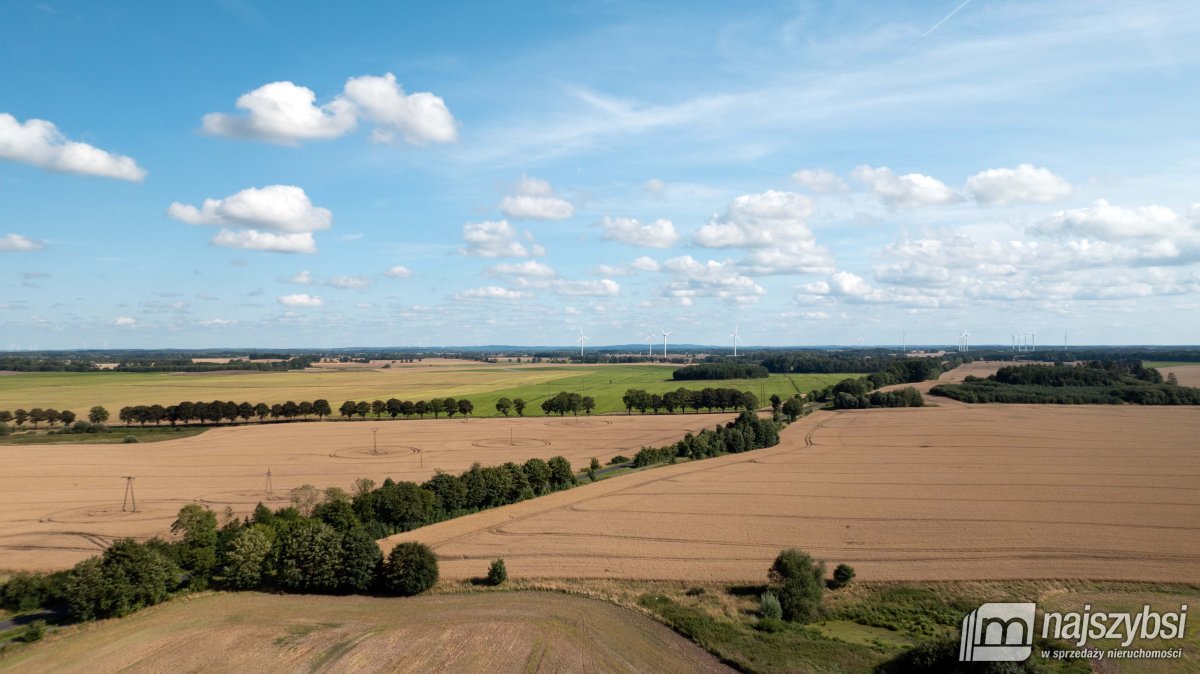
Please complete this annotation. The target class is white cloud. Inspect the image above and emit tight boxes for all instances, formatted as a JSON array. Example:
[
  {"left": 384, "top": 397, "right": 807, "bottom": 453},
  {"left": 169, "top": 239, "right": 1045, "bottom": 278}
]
[
  {"left": 694, "top": 190, "right": 835, "bottom": 275},
  {"left": 201, "top": 81, "right": 357, "bottom": 145},
  {"left": 198, "top": 318, "right": 236, "bottom": 327},
  {"left": 168, "top": 185, "right": 332, "bottom": 233},
  {"left": 343, "top": 72, "right": 457, "bottom": 145},
  {"left": 488, "top": 260, "right": 556, "bottom": 277},
  {"left": 0, "top": 234, "right": 43, "bottom": 252},
  {"left": 966, "top": 164, "right": 1073, "bottom": 206},
  {"left": 327, "top": 275, "right": 370, "bottom": 289},
  {"left": 498, "top": 175, "right": 574, "bottom": 220},
  {"left": 601, "top": 216, "right": 680, "bottom": 248},
  {"left": 211, "top": 230, "right": 317, "bottom": 254},
  {"left": 111, "top": 316, "right": 136, "bottom": 327},
  {"left": 643, "top": 178, "right": 666, "bottom": 193},
  {"left": 555, "top": 279, "right": 620, "bottom": 296},
  {"left": 383, "top": 265, "right": 413, "bottom": 278},
  {"left": 1033, "top": 199, "right": 1193, "bottom": 240},
  {"left": 277, "top": 293, "right": 324, "bottom": 307},
  {"left": 662, "top": 255, "right": 765, "bottom": 304},
  {"left": 0, "top": 113, "right": 146, "bottom": 181},
  {"left": 630, "top": 256, "right": 660, "bottom": 272},
  {"left": 459, "top": 220, "right": 542, "bottom": 257},
  {"left": 286, "top": 270, "right": 313, "bottom": 284},
  {"left": 791, "top": 168, "right": 848, "bottom": 193},
  {"left": 852, "top": 165, "right": 959, "bottom": 209},
  {"left": 454, "top": 286, "right": 530, "bottom": 300}
]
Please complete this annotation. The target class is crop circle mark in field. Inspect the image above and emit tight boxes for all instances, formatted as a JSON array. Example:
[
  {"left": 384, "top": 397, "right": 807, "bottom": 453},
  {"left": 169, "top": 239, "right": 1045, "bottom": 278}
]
[
  {"left": 543, "top": 419, "right": 613, "bottom": 428},
  {"left": 328, "top": 446, "right": 422, "bottom": 460},
  {"left": 472, "top": 438, "right": 552, "bottom": 448},
  {"left": 41, "top": 504, "right": 165, "bottom": 525}
]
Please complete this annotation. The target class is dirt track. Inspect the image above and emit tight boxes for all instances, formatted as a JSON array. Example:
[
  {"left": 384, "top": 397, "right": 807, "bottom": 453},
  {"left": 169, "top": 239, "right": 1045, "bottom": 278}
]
[
  {"left": 0, "top": 414, "right": 733, "bottom": 571},
  {"left": 383, "top": 403, "right": 1200, "bottom": 583}
]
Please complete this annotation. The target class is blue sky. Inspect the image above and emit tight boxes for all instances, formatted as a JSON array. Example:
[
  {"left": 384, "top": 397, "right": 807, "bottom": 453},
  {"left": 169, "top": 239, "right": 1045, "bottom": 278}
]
[{"left": 2, "top": 0, "right": 1199, "bottom": 348}]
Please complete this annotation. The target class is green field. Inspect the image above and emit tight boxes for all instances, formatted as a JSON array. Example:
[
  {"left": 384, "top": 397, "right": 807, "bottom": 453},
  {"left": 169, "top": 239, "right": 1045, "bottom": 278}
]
[
  {"left": 0, "top": 365, "right": 850, "bottom": 418},
  {"left": 0, "top": 426, "right": 208, "bottom": 445}
]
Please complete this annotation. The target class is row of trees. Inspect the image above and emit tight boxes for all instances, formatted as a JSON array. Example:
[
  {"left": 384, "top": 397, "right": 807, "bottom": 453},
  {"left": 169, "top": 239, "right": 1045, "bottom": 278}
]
[
  {"left": 830, "top": 386, "right": 926, "bottom": 410},
  {"left": 672, "top": 363, "right": 769, "bottom": 380},
  {"left": 992, "top": 360, "right": 1161, "bottom": 386},
  {"left": 622, "top": 387, "right": 759, "bottom": 415},
  {"left": 632, "top": 411, "right": 781, "bottom": 467},
  {"left": 932, "top": 380, "right": 1200, "bottom": 405},
  {"left": 0, "top": 405, "right": 112, "bottom": 430},
  {"left": 540, "top": 392, "right": 596, "bottom": 416},
  {"left": 117, "top": 399, "right": 334, "bottom": 426},
  {"left": 337, "top": 398, "right": 475, "bottom": 420}
]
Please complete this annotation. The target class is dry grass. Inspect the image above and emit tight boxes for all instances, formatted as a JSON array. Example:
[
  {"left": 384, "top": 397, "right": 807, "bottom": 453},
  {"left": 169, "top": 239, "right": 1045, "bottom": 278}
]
[
  {"left": 382, "top": 400, "right": 1200, "bottom": 584},
  {"left": 0, "top": 591, "right": 733, "bottom": 673},
  {"left": 0, "top": 413, "right": 733, "bottom": 572},
  {"left": 1159, "top": 363, "right": 1200, "bottom": 387}
]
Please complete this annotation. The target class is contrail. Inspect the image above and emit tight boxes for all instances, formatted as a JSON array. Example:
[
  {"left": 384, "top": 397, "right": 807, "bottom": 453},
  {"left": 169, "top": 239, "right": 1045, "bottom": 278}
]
[{"left": 921, "top": 0, "right": 973, "bottom": 38}]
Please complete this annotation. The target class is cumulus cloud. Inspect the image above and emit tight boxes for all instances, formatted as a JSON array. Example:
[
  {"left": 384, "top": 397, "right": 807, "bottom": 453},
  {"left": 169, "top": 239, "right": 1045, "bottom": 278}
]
[
  {"left": 111, "top": 317, "right": 136, "bottom": 327},
  {"left": 342, "top": 73, "right": 458, "bottom": 145},
  {"left": 488, "top": 260, "right": 556, "bottom": 277},
  {"left": 383, "top": 265, "right": 413, "bottom": 278},
  {"left": 0, "top": 113, "right": 146, "bottom": 181},
  {"left": 601, "top": 216, "right": 680, "bottom": 248},
  {"left": 694, "top": 190, "right": 835, "bottom": 275},
  {"left": 198, "top": 318, "right": 236, "bottom": 327},
  {"left": 499, "top": 175, "right": 574, "bottom": 220},
  {"left": 286, "top": 270, "right": 313, "bottom": 284},
  {"left": 454, "top": 286, "right": 530, "bottom": 300},
  {"left": 966, "top": 164, "right": 1073, "bottom": 206},
  {"left": 554, "top": 278, "right": 620, "bottom": 296},
  {"left": 201, "top": 81, "right": 357, "bottom": 145},
  {"left": 459, "top": 220, "right": 543, "bottom": 258},
  {"left": 630, "top": 256, "right": 660, "bottom": 272},
  {"left": 662, "top": 255, "right": 765, "bottom": 305},
  {"left": 327, "top": 275, "right": 370, "bottom": 289},
  {"left": 169, "top": 185, "right": 331, "bottom": 254},
  {"left": 0, "top": 234, "right": 43, "bottom": 252},
  {"left": 791, "top": 168, "right": 848, "bottom": 193},
  {"left": 643, "top": 178, "right": 666, "bottom": 193},
  {"left": 277, "top": 293, "right": 324, "bottom": 307},
  {"left": 1033, "top": 199, "right": 1194, "bottom": 240},
  {"left": 202, "top": 74, "right": 457, "bottom": 146},
  {"left": 852, "top": 165, "right": 959, "bottom": 209}
]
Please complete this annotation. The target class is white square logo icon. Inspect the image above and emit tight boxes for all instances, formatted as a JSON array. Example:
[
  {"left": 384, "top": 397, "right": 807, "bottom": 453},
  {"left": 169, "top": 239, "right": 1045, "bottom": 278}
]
[{"left": 959, "top": 602, "right": 1036, "bottom": 662}]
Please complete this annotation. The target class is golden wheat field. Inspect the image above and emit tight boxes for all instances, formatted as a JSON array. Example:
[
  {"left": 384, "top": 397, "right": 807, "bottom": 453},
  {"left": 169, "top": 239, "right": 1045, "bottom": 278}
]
[
  {"left": 0, "top": 413, "right": 733, "bottom": 571},
  {"left": 383, "top": 403, "right": 1200, "bottom": 583},
  {"left": 0, "top": 591, "right": 732, "bottom": 673}
]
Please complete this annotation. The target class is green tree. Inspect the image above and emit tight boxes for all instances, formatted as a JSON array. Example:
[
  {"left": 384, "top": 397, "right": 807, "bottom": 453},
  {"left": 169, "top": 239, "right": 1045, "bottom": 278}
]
[
  {"left": 58, "top": 409, "right": 76, "bottom": 426},
  {"left": 495, "top": 397, "right": 513, "bottom": 416},
  {"left": 339, "top": 526, "right": 383, "bottom": 593},
  {"left": 513, "top": 398, "right": 526, "bottom": 416},
  {"left": 768, "top": 549, "right": 825, "bottom": 623},
  {"left": 223, "top": 525, "right": 272, "bottom": 589},
  {"left": 741, "top": 391, "right": 759, "bottom": 412},
  {"left": 88, "top": 406, "right": 110, "bottom": 424},
  {"left": 428, "top": 398, "right": 445, "bottom": 418},
  {"left": 14, "top": 408, "right": 28, "bottom": 427},
  {"left": 831, "top": 563, "right": 855, "bottom": 589},
  {"left": 381, "top": 542, "right": 439, "bottom": 596},
  {"left": 547, "top": 456, "right": 575, "bottom": 490},
  {"left": 273, "top": 519, "right": 342, "bottom": 593},
  {"left": 289, "top": 484, "right": 322, "bottom": 516},
  {"left": 64, "top": 539, "right": 178, "bottom": 620},
  {"left": 443, "top": 397, "right": 457, "bottom": 418},
  {"left": 486, "top": 558, "right": 507, "bottom": 586},
  {"left": 339, "top": 400, "right": 356, "bottom": 419},
  {"left": 457, "top": 398, "right": 474, "bottom": 419},
  {"left": 313, "top": 399, "right": 332, "bottom": 419},
  {"left": 28, "top": 408, "right": 44, "bottom": 429},
  {"left": 769, "top": 394, "right": 783, "bottom": 414},
  {"left": 171, "top": 504, "right": 218, "bottom": 587},
  {"left": 371, "top": 399, "right": 386, "bottom": 419},
  {"left": 582, "top": 396, "right": 595, "bottom": 415},
  {"left": 759, "top": 590, "right": 783, "bottom": 620}
]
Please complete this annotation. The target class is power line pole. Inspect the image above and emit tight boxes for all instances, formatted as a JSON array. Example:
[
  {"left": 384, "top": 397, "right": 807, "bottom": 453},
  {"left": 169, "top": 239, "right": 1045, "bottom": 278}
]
[
  {"left": 265, "top": 469, "right": 273, "bottom": 497},
  {"left": 371, "top": 427, "right": 380, "bottom": 455},
  {"left": 122, "top": 476, "right": 137, "bottom": 512}
]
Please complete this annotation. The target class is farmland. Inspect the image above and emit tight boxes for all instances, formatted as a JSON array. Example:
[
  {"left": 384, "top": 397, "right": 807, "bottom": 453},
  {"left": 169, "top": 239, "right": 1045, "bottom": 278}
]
[
  {"left": 383, "top": 403, "right": 1200, "bottom": 583},
  {"left": 0, "top": 591, "right": 732, "bottom": 673},
  {"left": 0, "top": 413, "right": 735, "bottom": 571},
  {"left": 0, "top": 362, "right": 845, "bottom": 420}
]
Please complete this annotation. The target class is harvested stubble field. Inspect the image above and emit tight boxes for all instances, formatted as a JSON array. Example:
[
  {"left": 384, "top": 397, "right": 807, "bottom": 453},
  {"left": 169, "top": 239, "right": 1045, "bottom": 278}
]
[
  {"left": 0, "top": 413, "right": 733, "bottom": 571},
  {"left": 384, "top": 403, "right": 1200, "bottom": 583},
  {"left": 0, "top": 591, "right": 732, "bottom": 673}
]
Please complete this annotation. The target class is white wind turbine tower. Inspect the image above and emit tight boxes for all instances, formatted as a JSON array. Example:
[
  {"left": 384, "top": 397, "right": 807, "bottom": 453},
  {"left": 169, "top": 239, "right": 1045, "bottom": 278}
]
[
  {"left": 1030, "top": 329, "right": 1036, "bottom": 352},
  {"left": 644, "top": 330, "right": 655, "bottom": 357},
  {"left": 576, "top": 327, "right": 589, "bottom": 357},
  {"left": 729, "top": 326, "right": 742, "bottom": 357},
  {"left": 660, "top": 327, "right": 672, "bottom": 358}
]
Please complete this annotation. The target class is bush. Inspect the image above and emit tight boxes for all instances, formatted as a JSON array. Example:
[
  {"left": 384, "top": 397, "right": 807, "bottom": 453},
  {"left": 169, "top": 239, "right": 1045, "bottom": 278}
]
[
  {"left": 759, "top": 590, "right": 783, "bottom": 620},
  {"left": 832, "top": 563, "right": 856, "bottom": 588},
  {"left": 64, "top": 539, "right": 179, "bottom": 620},
  {"left": 18, "top": 620, "right": 46, "bottom": 643},
  {"left": 768, "top": 548, "right": 825, "bottom": 623},
  {"left": 1, "top": 572, "right": 56, "bottom": 612},
  {"left": 486, "top": 558, "right": 507, "bottom": 586},
  {"left": 122, "top": 435, "right": 139, "bottom": 443},
  {"left": 381, "top": 542, "right": 438, "bottom": 596},
  {"left": 608, "top": 455, "right": 630, "bottom": 465}
]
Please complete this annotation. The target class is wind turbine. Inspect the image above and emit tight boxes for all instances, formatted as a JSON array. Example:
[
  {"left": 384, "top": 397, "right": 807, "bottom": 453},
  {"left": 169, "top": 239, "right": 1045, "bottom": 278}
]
[
  {"left": 660, "top": 327, "right": 672, "bottom": 358},
  {"left": 729, "top": 326, "right": 742, "bottom": 357},
  {"left": 1030, "top": 329, "right": 1036, "bottom": 352},
  {"left": 576, "top": 327, "right": 589, "bottom": 357},
  {"left": 644, "top": 330, "right": 655, "bottom": 357}
]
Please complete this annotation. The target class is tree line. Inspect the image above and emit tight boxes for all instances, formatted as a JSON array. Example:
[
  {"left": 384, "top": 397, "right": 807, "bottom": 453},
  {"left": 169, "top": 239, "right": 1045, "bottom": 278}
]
[
  {"left": 806, "top": 357, "right": 949, "bottom": 410},
  {"left": 672, "top": 363, "right": 769, "bottom": 380},
  {"left": 538, "top": 391, "right": 596, "bottom": 416},
  {"left": 337, "top": 398, "right": 475, "bottom": 420},
  {"left": 114, "top": 399, "right": 334, "bottom": 426},
  {"left": 621, "top": 387, "right": 759, "bottom": 415},
  {"left": 631, "top": 410, "right": 781, "bottom": 466},
  {"left": 931, "top": 361, "right": 1200, "bottom": 405}
]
